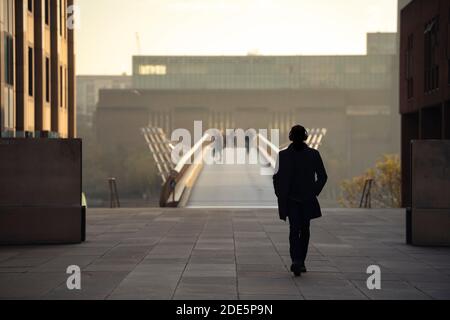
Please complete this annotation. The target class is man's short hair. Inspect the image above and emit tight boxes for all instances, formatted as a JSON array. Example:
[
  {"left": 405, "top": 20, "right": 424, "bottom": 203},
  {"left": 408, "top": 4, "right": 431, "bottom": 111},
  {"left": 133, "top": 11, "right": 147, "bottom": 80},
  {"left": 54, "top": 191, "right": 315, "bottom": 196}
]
[{"left": 289, "top": 125, "right": 308, "bottom": 143}]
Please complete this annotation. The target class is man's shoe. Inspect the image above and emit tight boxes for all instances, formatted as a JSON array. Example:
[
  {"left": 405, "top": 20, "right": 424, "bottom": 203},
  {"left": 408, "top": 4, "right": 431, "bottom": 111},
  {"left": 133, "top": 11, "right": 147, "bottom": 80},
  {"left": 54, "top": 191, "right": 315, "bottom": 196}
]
[
  {"left": 299, "top": 265, "right": 307, "bottom": 273},
  {"left": 290, "top": 264, "right": 301, "bottom": 277}
]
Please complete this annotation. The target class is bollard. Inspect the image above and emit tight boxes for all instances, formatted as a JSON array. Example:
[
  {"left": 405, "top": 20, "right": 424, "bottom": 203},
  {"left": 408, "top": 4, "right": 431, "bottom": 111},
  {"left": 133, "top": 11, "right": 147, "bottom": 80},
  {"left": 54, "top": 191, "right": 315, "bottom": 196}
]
[{"left": 108, "top": 178, "right": 121, "bottom": 208}]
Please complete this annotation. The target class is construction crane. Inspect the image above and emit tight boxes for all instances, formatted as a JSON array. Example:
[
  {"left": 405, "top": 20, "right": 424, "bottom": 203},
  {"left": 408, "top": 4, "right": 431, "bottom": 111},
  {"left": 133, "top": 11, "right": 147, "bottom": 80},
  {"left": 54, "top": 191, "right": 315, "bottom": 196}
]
[{"left": 135, "top": 32, "right": 141, "bottom": 55}]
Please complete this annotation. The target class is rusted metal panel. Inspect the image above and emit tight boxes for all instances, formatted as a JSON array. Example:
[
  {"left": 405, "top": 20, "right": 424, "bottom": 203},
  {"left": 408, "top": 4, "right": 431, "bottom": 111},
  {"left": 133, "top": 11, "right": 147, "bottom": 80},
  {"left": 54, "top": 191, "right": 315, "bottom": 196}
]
[
  {"left": 412, "top": 140, "right": 450, "bottom": 209},
  {"left": 412, "top": 209, "right": 450, "bottom": 246},
  {"left": 411, "top": 140, "right": 450, "bottom": 246},
  {"left": 0, "top": 206, "right": 83, "bottom": 245},
  {"left": 0, "top": 139, "right": 81, "bottom": 207},
  {"left": 0, "top": 138, "right": 83, "bottom": 244}
]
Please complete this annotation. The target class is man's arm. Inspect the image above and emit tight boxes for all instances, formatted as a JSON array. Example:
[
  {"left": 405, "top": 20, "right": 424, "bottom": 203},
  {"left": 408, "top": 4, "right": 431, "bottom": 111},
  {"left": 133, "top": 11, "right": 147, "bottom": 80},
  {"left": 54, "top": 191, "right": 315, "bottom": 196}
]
[
  {"left": 273, "top": 154, "right": 281, "bottom": 198},
  {"left": 314, "top": 150, "right": 328, "bottom": 196},
  {"left": 273, "top": 151, "right": 291, "bottom": 199},
  {"left": 273, "top": 151, "right": 292, "bottom": 221}
]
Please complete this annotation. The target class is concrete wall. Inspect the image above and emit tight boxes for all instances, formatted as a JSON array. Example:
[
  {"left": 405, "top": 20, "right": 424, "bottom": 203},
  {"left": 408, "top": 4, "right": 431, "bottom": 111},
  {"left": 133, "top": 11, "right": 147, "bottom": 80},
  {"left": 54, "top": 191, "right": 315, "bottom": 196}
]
[
  {"left": 411, "top": 140, "right": 450, "bottom": 246},
  {"left": 0, "top": 138, "right": 84, "bottom": 244}
]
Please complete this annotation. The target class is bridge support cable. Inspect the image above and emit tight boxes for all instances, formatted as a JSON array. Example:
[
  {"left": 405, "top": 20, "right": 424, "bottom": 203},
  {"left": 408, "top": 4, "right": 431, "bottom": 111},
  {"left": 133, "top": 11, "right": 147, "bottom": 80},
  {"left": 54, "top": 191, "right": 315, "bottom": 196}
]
[
  {"left": 142, "top": 126, "right": 213, "bottom": 208},
  {"left": 141, "top": 127, "right": 175, "bottom": 184}
]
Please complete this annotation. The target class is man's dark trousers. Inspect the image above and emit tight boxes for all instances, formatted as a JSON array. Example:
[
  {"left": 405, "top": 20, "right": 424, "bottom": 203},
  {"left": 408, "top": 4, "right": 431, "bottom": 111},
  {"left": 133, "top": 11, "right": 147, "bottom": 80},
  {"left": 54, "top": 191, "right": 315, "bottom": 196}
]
[{"left": 288, "top": 200, "right": 311, "bottom": 265}]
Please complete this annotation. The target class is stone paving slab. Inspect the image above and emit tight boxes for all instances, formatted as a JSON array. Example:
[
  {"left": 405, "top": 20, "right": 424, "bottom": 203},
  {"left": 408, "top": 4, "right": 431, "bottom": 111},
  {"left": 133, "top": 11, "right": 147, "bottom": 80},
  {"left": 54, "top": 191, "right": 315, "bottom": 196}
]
[{"left": 0, "top": 208, "right": 449, "bottom": 300}]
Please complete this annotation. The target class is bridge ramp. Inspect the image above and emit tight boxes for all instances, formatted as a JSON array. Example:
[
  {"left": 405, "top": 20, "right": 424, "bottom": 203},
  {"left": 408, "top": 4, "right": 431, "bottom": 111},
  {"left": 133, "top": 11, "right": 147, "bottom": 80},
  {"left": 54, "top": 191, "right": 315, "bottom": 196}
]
[{"left": 187, "top": 158, "right": 277, "bottom": 208}]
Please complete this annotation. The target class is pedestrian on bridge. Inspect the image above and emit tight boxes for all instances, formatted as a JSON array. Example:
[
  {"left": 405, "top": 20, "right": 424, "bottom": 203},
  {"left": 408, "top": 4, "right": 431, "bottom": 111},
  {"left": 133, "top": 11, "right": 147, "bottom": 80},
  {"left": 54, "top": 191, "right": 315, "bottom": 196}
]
[{"left": 273, "top": 125, "right": 328, "bottom": 277}]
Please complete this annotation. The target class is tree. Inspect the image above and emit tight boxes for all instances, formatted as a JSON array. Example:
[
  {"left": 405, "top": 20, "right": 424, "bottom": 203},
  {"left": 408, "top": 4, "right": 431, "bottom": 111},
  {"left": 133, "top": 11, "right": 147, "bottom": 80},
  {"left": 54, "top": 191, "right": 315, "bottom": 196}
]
[
  {"left": 339, "top": 154, "right": 401, "bottom": 208},
  {"left": 78, "top": 123, "right": 160, "bottom": 206}
]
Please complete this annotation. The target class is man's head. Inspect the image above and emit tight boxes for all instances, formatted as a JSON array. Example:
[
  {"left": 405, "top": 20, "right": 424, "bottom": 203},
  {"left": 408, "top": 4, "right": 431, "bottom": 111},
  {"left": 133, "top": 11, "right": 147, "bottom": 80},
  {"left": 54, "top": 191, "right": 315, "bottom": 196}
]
[{"left": 289, "top": 125, "right": 308, "bottom": 143}]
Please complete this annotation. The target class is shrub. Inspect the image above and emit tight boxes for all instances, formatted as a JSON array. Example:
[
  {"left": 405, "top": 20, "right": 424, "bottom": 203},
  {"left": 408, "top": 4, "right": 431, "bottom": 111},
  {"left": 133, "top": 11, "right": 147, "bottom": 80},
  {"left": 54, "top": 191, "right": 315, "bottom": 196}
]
[{"left": 339, "top": 154, "right": 401, "bottom": 208}]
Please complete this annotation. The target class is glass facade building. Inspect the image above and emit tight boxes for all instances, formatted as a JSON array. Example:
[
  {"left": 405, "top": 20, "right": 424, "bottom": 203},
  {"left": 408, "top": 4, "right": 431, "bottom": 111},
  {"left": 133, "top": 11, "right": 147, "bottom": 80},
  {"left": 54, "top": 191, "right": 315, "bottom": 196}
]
[{"left": 133, "top": 41, "right": 396, "bottom": 91}]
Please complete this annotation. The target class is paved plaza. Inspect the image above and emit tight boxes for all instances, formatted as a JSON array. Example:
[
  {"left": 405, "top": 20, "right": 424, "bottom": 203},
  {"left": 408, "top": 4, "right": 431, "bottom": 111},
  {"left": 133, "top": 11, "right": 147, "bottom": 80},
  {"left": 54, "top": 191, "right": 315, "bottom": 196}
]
[{"left": 0, "top": 208, "right": 449, "bottom": 300}]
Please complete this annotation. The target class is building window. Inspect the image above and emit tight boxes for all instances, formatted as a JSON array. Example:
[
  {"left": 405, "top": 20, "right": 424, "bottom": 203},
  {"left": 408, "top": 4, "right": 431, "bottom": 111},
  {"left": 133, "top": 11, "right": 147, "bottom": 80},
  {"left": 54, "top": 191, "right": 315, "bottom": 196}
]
[
  {"left": 65, "top": 68, "right": 68, "bottom": 108},
  {"left": 59, "top": 0, "right": 63, "bottom": 36},
  {"left": 138, "top": 65, "right": 167, "bottom": 75},
  {"left": 28, "top": 0, "right": 33, "bottom": 12},
  {"left": 406, "top": 34, "right": 414, "bottom": 99},
  {"left": 424, "top": 16, "right": 439, "bottom": 92},
  {"left": 4, "top": 35, "right": 14, "bottom": 86},
  {"left": 60, "top": 66, "right": 63, "bottom": 107},
  {"left": 64, "top": 0, "right": 67, "bottom": 38},
  {"left": 448, "top": 8, "right": 450, "bottom": 85},
  {"left": 45, "top": 0, "right": 50, "bottom": 25},
  {"left": 28, "top": 47, "right": 34, "bottom": 97},
  {"left": 45, "top": 57, "right": 50, "bottom": 102}
]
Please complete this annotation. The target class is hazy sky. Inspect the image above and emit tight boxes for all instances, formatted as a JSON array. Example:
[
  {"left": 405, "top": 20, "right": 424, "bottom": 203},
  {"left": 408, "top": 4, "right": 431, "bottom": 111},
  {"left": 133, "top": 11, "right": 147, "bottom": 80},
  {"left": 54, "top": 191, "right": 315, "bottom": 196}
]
[{"left": 75, "top": 0, "right": 398, "bottom": 75}]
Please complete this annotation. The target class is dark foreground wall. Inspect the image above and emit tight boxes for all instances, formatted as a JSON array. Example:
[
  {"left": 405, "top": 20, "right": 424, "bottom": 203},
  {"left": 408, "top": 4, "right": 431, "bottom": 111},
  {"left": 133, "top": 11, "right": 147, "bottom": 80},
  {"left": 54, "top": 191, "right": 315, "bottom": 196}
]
[
  {"left": 0, "top": 139, "right": 84, "bottom": 244},
  {"left": 411, "top": 140, "right": 450, "bottom": 246}
]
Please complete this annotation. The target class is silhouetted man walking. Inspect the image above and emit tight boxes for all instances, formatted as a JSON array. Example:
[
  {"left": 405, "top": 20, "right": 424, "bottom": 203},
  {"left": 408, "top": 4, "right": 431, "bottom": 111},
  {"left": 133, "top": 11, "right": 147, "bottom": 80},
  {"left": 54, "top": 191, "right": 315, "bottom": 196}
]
[{"left": 273, "top": 125, "right": 328, "bottom": 277}]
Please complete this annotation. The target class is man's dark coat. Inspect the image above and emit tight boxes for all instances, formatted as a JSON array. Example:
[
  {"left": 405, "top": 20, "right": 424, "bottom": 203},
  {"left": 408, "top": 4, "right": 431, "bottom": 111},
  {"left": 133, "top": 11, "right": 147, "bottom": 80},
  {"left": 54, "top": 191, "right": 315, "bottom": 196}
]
[{"left": 273, "top": 143, "right": 328, "bottom": 221}]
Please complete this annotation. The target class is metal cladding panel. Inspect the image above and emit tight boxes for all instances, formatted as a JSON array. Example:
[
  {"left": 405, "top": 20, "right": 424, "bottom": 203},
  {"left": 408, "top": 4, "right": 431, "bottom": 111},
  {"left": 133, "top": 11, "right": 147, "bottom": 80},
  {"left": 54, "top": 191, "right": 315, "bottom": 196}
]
[
  {"left": 411, "top": 140, "right": 450, "bottom": 209},
  {"left": 411, "top": 140, "right": 450, "bottom": 246},
  {"left": 0, "top": 138, "right": 82, "bottom": 207},
  {"left": 0, "top": 206, "right": 83, "bottom": 244},
  {"left": 412, "top": 209, "right": 450, "bottom": 246}
]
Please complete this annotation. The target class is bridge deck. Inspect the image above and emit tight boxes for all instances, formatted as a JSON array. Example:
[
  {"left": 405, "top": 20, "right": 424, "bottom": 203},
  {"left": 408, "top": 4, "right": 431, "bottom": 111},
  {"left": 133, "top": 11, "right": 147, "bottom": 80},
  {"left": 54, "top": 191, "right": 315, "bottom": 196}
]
[
  {"left": 187, "top": 155, "right": 277, "bottom": 207},
  {"left": 0, "top": 208, "right": 449, "bottom": 300}
]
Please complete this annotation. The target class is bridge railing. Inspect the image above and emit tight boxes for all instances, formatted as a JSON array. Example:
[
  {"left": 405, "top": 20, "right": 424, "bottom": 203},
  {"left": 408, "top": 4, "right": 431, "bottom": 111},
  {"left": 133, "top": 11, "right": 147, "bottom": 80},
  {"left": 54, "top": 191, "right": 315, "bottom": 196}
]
[
  {"left": 257, "top": 133, "right": 279, "bottom": 169},
  {"left": 144, "top": 127, "right": 327, "bottom": 207},
  {"left": 257, "top": 128, "right": 328, "bottom": 171},
  {"left": 157, "top": 133, "right": 212, "bottom": 207}
]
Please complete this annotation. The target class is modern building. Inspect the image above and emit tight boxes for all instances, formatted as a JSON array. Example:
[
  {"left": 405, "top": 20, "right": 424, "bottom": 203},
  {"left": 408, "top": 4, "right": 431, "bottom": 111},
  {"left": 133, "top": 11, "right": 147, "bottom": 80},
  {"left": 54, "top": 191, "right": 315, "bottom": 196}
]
[
  {"left": 77, "top": 75, "right": 131, "bottom": 127},
  {"left": 0, "top": 1, "right": 82, "bottom": 245},
  {"left": 366, "top": 33, "right": 397, "bottom": 56},
  {"left": 0, "top": 0, "right": 75, "bottom": 138},
  {"left": 0, "top": 0, "right": 15, "bottom": 134},
  {"left": 132, "top": 49, "right": 396, "bottom": 91},
  {"left": 394, "top": 0, "right": 413, "bottom": 161},
  {"left": 399, "top": 0, "right": 450, "bottom": 207},
  {"left": 96, "top": 33, "right": 400, "bottom": 200}
]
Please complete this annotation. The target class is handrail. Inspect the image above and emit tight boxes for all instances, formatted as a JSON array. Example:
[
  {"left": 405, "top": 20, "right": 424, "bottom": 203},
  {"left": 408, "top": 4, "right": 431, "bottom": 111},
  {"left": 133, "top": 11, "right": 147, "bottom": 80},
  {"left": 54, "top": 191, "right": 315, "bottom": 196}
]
[
  {"left": 257, "top": 128, "right": 328, "bottom": 170},
  {"left": 174, "top": 133, "right": 211, "bottom": 173},
  {"left": 257, "top": 133, "right": 278, "bottom": 168},
  {"left": 160, "top": 133, "right": 212, "bottom": 207},
  {"left": 258, "top": 133, "right": 280, "bottom": 154},
  {"left": 147, "top": 127, "right": 327, "bottom": 207}
]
